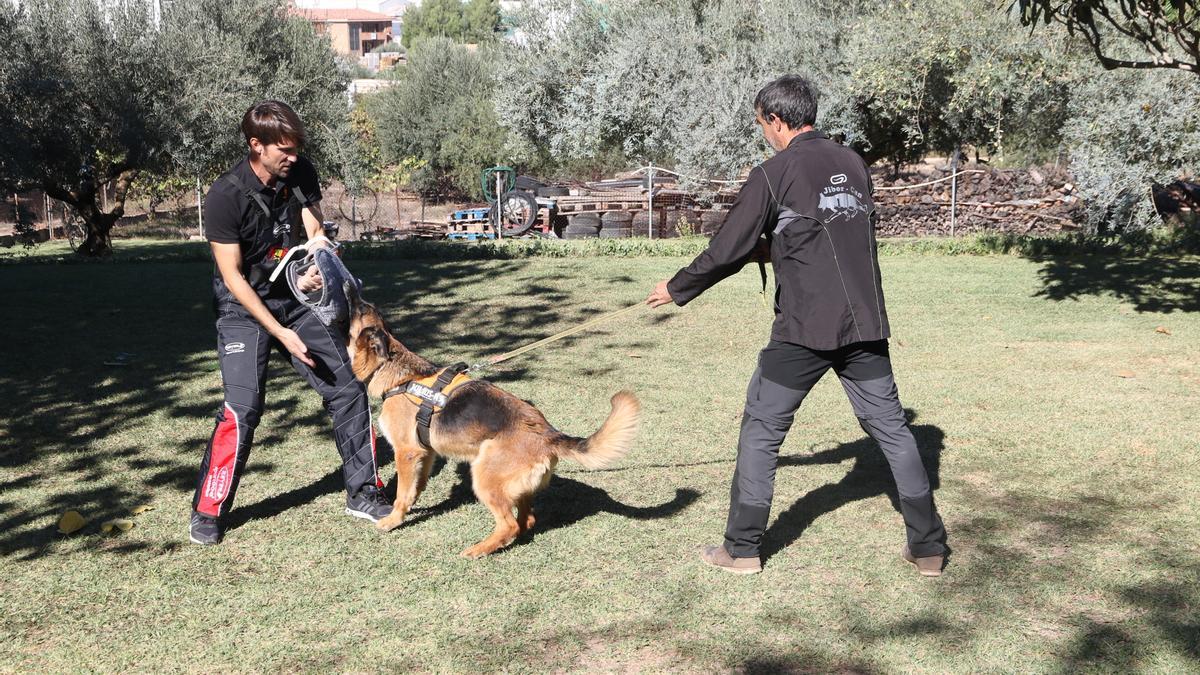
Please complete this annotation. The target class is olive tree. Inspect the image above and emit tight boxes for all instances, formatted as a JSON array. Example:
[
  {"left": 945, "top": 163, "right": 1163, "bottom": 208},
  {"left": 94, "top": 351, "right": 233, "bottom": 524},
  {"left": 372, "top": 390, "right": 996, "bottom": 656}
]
[
  {"left": 0, "top": 0, "right": 350, "bottom": 256},
  {"left": 1018, "top": 0, "right": 1200, "bottom": 75},
  {"left": 1063, "top": 67, "right": 1200, "bottom": 232},
  {"left": 844, "top": 0, "right": 1074, "bottom": 169},
  {"left": 368, "top": 38, "right": 506, "bottom": 198}
]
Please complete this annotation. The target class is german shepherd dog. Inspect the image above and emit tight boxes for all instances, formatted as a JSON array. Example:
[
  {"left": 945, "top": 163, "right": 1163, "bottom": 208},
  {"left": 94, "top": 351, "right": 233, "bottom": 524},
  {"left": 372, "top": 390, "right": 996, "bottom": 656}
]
[{"left": 343, "top": 283, "right": 640, "bottom": 558}]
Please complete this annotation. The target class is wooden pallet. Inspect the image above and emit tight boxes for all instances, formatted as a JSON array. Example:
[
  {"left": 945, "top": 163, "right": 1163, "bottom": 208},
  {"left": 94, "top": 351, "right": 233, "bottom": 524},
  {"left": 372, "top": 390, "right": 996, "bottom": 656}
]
[
  {"left": 449, "top": 207, "right": 491, "bottom": 223},
  {"left": 446, "top": 231, "right": 496, "bottom": 241}
]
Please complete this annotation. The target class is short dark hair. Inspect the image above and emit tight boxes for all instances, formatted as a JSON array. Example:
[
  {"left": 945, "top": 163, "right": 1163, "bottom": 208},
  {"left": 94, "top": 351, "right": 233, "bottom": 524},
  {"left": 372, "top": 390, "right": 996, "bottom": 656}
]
[
  {"left": 754, "top": 75, "right": 818, "bottom": 130},
  {"left": 241, "top": 100, "right": 306, "bottom": 148}
]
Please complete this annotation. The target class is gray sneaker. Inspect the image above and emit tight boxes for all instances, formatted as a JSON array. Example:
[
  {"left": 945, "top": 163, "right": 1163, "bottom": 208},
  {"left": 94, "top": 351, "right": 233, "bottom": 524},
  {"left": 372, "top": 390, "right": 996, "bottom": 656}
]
[
  {"left": 189, "top": 512, "right": 223, "bottom": 545},
  {"left": 345, "top": 486, "right": 393, "bottom": 523},
  {"left": 698, "top": 544, "right": 762, "bottom": 575}
]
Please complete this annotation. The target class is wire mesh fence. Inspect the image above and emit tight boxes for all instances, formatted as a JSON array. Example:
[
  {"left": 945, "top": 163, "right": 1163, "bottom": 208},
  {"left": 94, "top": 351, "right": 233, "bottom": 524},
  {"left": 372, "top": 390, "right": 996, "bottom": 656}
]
[{"left": 3, "top": 162, "right": 1087, "bottom": 250}]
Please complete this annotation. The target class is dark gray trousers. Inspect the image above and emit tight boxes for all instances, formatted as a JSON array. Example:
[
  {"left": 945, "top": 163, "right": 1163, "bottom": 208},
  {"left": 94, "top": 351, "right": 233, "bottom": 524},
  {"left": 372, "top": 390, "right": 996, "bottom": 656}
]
[{"left": 724, "top": 339, "right": 946, "bottom": 558}]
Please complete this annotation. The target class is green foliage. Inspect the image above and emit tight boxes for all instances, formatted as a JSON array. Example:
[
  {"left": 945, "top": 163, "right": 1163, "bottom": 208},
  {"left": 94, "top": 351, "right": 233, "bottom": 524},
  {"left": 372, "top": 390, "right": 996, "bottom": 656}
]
[
  {"left": 493, "top": 0, "right": 617, "bottom": 174},
  {"left": 370, "top": 42, "right": 405, "bottom": 54},
  {"left": 401, "top": 0, "right": 500, "bottom": 48},
  {"left": 845, "top": 0, "right": 1072, "bottom": 167},
  {"left": 1061, "top": 67, "right": 1200, "bottom": 232},
  {"left": 1017, "top": 0, "right": 1200, "bottom": 75},
  {"left": 368, "top": 38, "right": 504, "bottom": 198},
  {"left": 496, "top": 0, "right": 1071, "bottom": 179},
  {"left": 0, "top": 0, "right": 351, "bottom": 254},
  {"left": 463, "top": 0, "right": 503, "bottom": 42}
]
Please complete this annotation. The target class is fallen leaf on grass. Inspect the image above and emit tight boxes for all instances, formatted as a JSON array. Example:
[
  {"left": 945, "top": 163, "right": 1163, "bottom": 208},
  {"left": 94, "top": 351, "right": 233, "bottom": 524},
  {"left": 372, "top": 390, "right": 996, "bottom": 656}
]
[
  {"left": 1155, "top": 326, "right": 1171, "bottom": 335},
  {"left": 625, "top": 353, "right": 643, "bottom": 359},
  {"left": 101, "top": 519, "right": 134, "bottom": 534},
  {"left": 1116, "top": 370, "right": 1136, "bottom": 378},
  {"left": 131, "top": 504, "right": 154, "bottom": 515},
  {"left": 57, "top": 510, "right": 87, "bottom": 535}
]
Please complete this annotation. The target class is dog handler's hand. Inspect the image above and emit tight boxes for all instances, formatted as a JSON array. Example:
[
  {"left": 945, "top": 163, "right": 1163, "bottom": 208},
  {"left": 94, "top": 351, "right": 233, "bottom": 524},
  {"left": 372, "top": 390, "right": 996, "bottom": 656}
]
[
  {"left": 645, "top": 279, "right": 675, "bottom": 308},
  {"left": 297, "top": 265, "right": 323, "bottom": 293},
  {"left": 275, "top": 327, "right": 315, "bottom": 368}
]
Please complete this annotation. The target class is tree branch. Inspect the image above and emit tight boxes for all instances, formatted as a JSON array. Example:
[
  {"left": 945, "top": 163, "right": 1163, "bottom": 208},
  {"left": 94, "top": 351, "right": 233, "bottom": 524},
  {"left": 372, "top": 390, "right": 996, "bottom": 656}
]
[
  {"left": 108, "top": 169, "right": 139, "bottom": 219},
  {"left": 43, "top": 184, "right": 79, "bottom": 207}
]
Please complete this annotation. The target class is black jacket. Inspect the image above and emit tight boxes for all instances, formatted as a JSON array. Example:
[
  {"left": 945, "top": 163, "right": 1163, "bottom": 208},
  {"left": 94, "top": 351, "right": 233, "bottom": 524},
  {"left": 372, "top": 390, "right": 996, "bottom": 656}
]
[{"left": 667, "top": 130, "right": 889, "bottom": 350}]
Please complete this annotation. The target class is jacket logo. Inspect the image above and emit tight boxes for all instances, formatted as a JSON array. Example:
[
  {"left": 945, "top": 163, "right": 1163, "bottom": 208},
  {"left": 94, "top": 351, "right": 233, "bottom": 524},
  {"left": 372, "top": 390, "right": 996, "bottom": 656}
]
[
  {"left": 818, "top": 191, "right": 870, "bottom": 223},
  {"left": 830, "top": 173, "right": 847, "bottom": 184}
]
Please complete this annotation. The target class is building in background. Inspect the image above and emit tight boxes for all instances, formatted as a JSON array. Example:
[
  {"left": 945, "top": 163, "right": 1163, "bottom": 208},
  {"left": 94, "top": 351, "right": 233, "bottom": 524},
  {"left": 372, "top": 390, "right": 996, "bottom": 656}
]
[
  {"left": 292, "top": 7, "right": 395, "bottom": 59},
  {"left": 292, "top": 1, "right": 415, "bottom": 55}
]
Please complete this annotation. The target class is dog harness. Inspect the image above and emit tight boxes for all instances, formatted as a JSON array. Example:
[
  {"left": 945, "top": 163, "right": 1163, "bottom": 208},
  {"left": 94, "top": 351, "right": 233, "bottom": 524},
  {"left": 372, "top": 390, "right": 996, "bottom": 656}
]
[{"left": 381, "top": 363, "right": 471, "bottom": 450}]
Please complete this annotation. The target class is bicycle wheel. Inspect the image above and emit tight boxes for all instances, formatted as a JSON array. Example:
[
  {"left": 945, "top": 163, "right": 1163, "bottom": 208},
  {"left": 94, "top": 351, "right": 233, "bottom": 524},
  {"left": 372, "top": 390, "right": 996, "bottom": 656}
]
[
  {"left": 64, "top": 208, "right": 87, "bottom": 252},
  {"left": 492, "top": 190, "right": 539, "bottom": 236},
  {"left": 336, "top": 187, "right": 380, "bottom": 228}
]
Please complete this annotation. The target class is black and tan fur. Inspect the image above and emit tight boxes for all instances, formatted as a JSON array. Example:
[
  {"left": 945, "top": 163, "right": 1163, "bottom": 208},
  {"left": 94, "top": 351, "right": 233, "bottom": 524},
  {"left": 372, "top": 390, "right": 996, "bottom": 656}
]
[{"left": 343, "top": 283, "right": 640, "bottom": 558}]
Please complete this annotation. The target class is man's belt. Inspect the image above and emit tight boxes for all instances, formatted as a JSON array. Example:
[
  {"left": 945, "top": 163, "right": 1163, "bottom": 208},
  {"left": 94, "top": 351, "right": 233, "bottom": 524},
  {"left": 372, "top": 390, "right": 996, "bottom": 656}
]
[{"left": 381, "top": 363, "right": 471, "bottom": 450}]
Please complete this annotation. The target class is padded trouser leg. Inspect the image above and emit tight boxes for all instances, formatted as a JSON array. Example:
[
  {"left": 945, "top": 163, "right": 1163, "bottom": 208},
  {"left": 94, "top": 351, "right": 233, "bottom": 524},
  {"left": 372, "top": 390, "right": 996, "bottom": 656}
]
[
  {"left": 193, "top": 316, "right": 269, "bottom": 518},
  {"left": 287, "top": 311, "right": 381, "bottom": 496}
]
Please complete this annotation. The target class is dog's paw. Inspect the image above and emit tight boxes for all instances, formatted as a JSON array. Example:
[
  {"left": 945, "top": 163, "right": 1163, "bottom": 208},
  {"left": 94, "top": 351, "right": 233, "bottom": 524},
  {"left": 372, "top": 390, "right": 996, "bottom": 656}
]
[
  {"left": 375, "top": 515, "right": 403, "bottom": 532},
  {"left": 460, "top": 544, "right": 491, "bottom": 559}
]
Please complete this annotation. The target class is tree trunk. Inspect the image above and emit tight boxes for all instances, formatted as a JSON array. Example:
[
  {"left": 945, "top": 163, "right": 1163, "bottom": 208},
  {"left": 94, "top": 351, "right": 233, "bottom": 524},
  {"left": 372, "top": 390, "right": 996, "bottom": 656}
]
[{"left": 46, "top": 168, "right": 138, "bottom": 257}]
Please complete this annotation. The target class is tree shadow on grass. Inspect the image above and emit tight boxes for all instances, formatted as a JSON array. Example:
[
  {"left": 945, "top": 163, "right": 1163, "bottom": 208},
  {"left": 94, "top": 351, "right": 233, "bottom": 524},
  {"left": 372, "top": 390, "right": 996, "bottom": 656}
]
[
  {"left": 1032, "top": 255, "right": 1200, "bottom": 313},
  {"left": 0, "top": 253, "right": 624, "bottom": 560},
  {"left": 1061, "top": 551, "right": 1200, "bottom": 671},
  {"left": 223, "top": 467, "right": 344, "bottom": 532},
  {"left": 759, "top": 410, "right": 943, "bottom": 563},
  {"left": 391, "top": 460, "right": 700, "bottom": 546}
]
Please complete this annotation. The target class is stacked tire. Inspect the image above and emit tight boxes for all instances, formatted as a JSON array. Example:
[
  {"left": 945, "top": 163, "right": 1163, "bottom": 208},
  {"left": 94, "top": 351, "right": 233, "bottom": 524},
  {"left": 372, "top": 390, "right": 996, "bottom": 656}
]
[
  {"left": 631, "top": 210, "right": 665, "bottom": 238},
  {"left": 599, "top": 210, "right": 633, "bottom": 238},
  {"left": 666, "top": 208, "right": 703, "bottom": 237},
  {"left": 700, "top": 209, "right": 727, "bottom": 235},
  {"left": 563, "top": 213, "right": 601, "bottom": 239}
]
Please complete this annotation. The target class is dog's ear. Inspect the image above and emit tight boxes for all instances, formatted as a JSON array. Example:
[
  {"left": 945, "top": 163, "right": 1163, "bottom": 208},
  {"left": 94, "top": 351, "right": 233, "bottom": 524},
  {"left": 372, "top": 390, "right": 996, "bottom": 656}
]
[{"left": 363, "top": 326, "right": 390, "bottom": 360}]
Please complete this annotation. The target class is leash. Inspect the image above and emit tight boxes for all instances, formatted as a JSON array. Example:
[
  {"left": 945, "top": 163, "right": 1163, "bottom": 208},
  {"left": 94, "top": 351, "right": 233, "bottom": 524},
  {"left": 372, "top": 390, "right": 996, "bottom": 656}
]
[{"left": 468, "top": 301, "right": 647, "bottom": 372}]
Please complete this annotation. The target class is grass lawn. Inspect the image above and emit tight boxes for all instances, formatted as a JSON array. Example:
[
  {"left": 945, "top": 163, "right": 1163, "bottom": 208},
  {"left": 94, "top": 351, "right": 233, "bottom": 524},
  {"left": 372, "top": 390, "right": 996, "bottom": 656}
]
[{"left": 1, "top": 240, "right": 1197, "bottom": 672}]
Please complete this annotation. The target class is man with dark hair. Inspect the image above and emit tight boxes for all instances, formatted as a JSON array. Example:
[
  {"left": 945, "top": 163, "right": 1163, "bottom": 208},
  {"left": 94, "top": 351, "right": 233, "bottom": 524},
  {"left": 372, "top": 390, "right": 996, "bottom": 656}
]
[
  {"left": 188, "top": 100, "right": 391, "bottom": 545},
  {"left": 646, "top": 75, "right": 947, "bottom": 576}
]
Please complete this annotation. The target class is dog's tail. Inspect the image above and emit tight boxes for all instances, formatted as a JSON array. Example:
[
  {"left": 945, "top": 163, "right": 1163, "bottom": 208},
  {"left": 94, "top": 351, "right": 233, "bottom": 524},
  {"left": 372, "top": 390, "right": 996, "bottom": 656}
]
[{"left": 554, "top": 391, "right": 640, "bottom": 470}]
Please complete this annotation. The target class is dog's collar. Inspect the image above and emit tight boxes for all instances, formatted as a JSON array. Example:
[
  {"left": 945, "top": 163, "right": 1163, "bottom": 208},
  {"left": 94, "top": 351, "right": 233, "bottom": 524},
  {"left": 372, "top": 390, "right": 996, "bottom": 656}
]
[{"left": 360, "top": 360, "right": 386, "bottom": 389}]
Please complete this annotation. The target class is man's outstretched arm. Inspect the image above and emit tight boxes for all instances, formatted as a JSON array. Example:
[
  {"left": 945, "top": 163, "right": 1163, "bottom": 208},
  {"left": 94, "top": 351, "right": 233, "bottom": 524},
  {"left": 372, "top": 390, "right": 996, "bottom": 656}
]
[{"left": 646, "top": 166, "right": 774, "bottom": 308}]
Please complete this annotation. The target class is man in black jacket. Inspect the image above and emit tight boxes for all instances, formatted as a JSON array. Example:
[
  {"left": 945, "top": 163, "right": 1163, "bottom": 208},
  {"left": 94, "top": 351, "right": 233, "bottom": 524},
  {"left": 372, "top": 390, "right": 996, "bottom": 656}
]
[{"left": 646, "top": 75, "right": 946, "bottom": 576}]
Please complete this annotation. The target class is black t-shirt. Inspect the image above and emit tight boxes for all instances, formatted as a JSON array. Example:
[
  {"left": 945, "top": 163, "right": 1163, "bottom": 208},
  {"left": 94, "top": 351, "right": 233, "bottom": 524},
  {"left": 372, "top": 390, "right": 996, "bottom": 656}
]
[{"left": 205, "top": 155, "right": 322, "bottom": 303}]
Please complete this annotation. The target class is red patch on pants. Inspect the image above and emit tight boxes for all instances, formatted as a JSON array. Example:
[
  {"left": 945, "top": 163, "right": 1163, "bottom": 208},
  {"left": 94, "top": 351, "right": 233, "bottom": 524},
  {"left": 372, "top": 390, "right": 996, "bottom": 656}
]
[{"left": 197, "top": 404, "right": 240, "bottom": 515}]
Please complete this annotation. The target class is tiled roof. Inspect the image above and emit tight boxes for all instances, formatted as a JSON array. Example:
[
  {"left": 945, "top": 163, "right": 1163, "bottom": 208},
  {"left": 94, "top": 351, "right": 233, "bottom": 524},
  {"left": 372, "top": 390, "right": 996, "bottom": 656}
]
[{"left": 292, "top": 8, "right": 394, "bottom": 22}]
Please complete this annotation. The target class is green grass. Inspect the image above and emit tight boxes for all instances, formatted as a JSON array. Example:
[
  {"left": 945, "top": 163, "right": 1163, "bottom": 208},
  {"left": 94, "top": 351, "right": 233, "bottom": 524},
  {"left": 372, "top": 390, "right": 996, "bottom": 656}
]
[{"left": 1, "top": 241, "right": 1198, "bottom": 672}]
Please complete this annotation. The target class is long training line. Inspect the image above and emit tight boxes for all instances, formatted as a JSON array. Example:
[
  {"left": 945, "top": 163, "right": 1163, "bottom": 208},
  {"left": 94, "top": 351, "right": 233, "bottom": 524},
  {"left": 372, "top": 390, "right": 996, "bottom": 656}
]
[{"left": 476, "top": 301, "right": 647, "bottom": 369}]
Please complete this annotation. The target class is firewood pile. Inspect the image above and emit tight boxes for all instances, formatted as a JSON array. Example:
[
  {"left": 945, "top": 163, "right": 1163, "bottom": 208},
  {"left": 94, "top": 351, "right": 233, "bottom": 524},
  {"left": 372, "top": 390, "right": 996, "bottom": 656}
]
[{"left": 872, "top": 163, "right": 1084, "bottom": 236}]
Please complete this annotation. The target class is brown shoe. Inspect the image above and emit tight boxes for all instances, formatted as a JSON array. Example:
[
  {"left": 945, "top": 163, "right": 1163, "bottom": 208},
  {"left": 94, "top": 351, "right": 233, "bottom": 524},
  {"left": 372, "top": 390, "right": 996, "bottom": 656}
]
[
  {"left": 902, "top": 545, "right": 944, "bottom": 577},
  {"left": 698, "top": 545, "right": 762, "bottom": 575}
]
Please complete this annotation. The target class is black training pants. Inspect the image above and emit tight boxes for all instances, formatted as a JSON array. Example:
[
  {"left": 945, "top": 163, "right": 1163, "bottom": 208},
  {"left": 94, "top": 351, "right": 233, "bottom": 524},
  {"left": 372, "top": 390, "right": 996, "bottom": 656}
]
[
  {"left": 723, "top": 339, "right": 946, "bottom": 558},
  {"left": 192, "top": 300, "right": 380, "bottom": 518}
]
